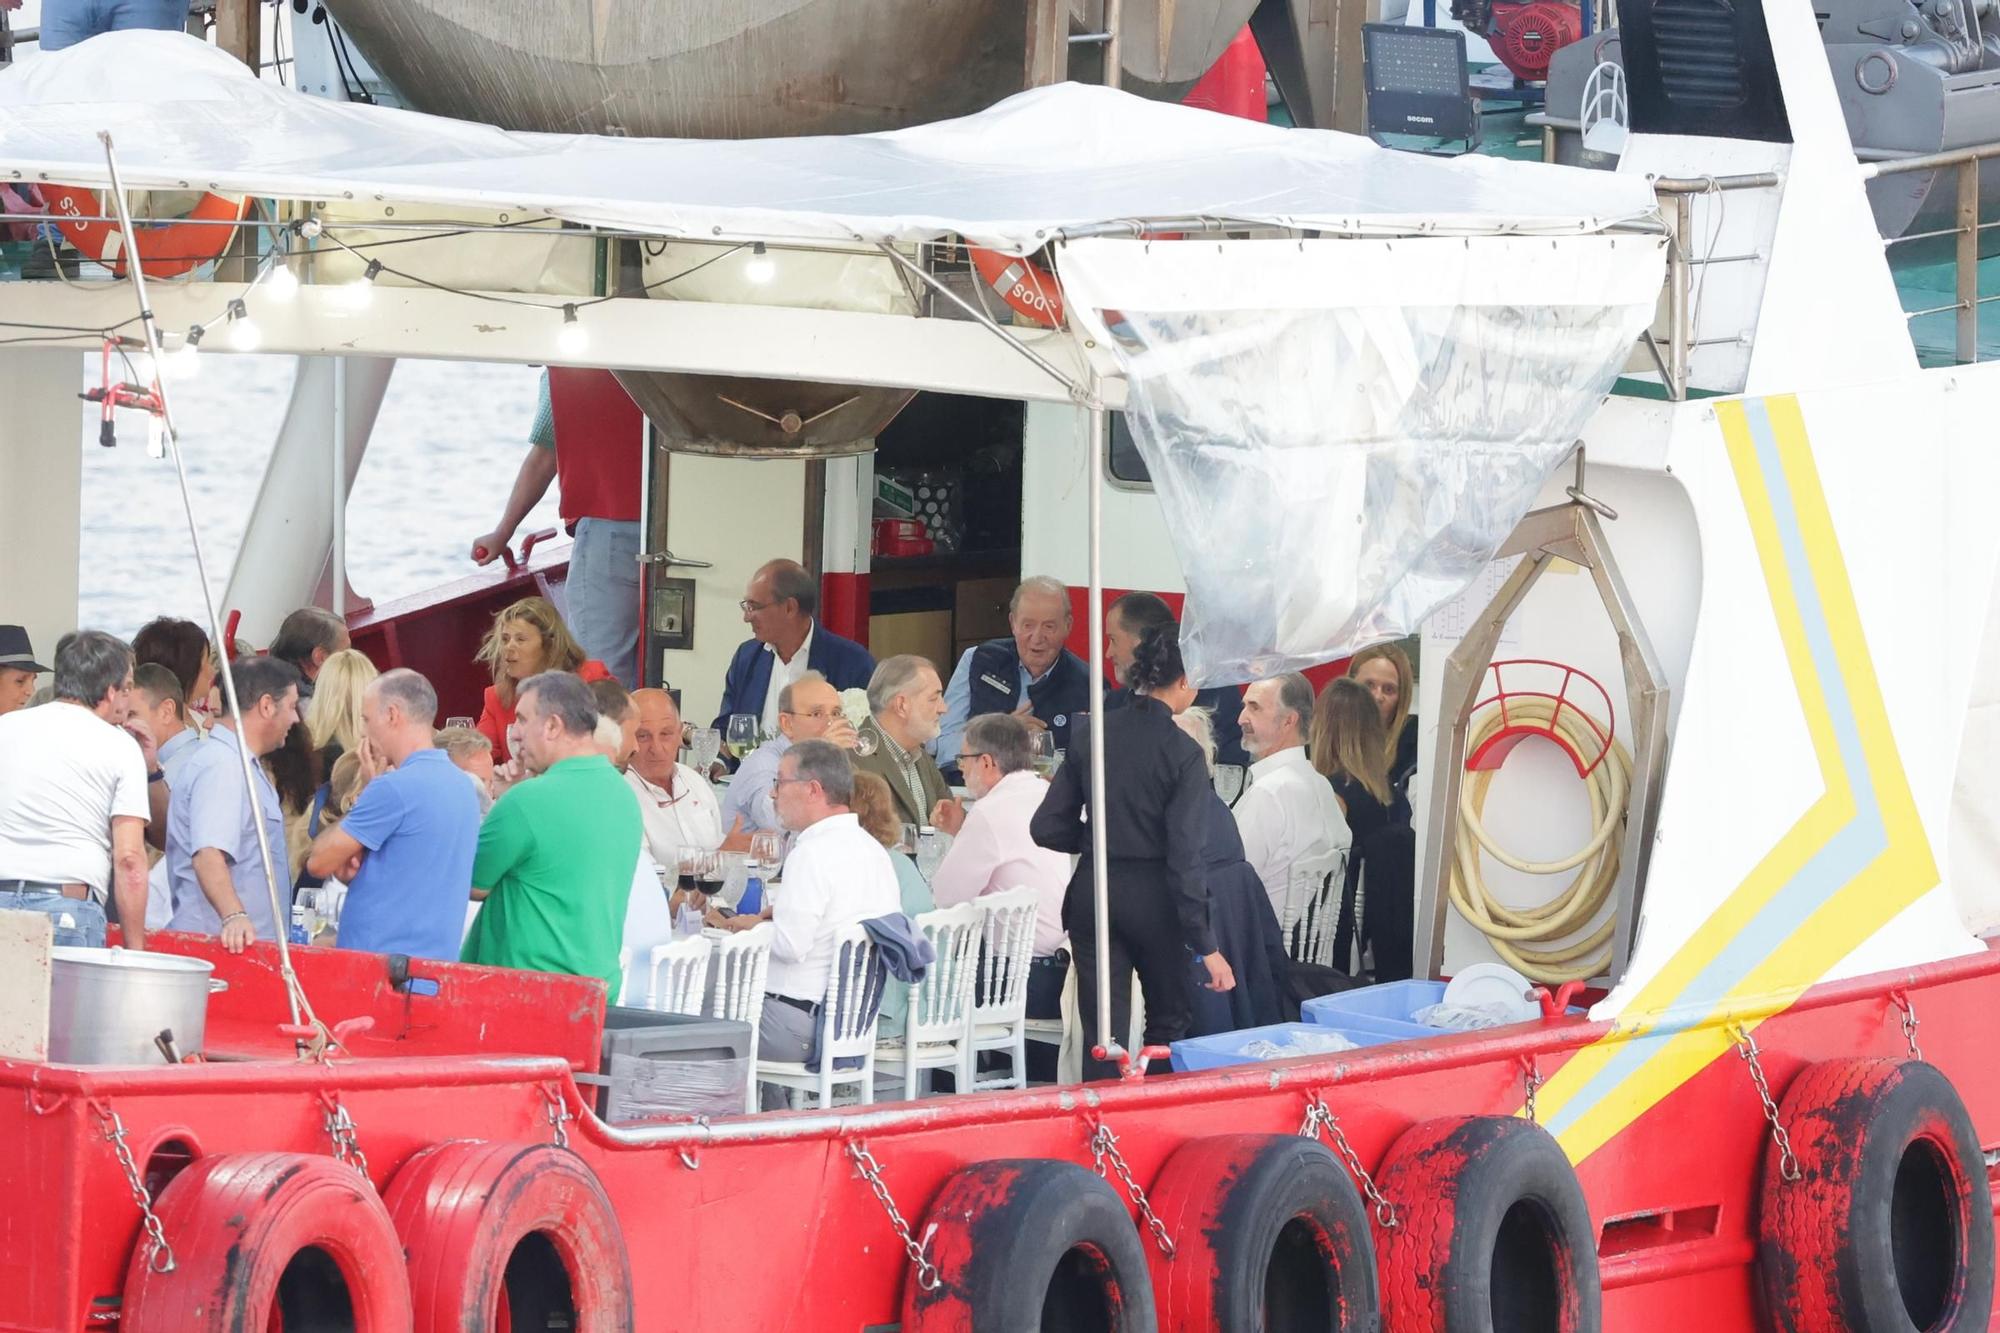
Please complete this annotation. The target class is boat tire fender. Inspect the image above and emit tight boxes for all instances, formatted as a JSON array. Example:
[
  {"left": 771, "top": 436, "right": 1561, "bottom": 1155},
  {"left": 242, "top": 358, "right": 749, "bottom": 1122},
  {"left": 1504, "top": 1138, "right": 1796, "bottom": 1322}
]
[
  {"left": 1375, "top": 1114, "right": 1601, "bottom": 1333},
  {"left": 1759, "top": 1057, "right": 1994, "bottom": 1333},
  {"left": 902, "top": 1157, "right": 1157, "bottom": 1332},
  {"left": 1146, "top": 1132, "right": 1381, "bottom": 1332},
  {"left": 384, "top": 1138, "right": 634, "bottom": 1333},
  {"left": 120, "top": 1150, "right": 412, "bottom": 1331}
]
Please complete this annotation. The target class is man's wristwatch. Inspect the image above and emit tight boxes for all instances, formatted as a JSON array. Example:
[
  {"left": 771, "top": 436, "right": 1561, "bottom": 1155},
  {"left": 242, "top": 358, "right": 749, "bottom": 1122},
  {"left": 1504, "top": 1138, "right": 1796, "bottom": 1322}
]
[{"left": 147, "top": 769, "right": 166, "bottom": 784}]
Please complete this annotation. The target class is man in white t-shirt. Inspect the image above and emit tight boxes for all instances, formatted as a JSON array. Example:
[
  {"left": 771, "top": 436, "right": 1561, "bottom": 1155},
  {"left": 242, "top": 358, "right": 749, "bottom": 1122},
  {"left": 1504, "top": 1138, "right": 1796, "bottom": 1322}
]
[
  {"left": 1233, "top": 672, "right": 1351, "bottom": 923},
  {"left": 625, "top": 688, "right": 734, "bottom": 868},
  {"left": 0, "top": 630, "right": 155, "bottom": 948},
  {"left": 716, "top": 739, "right": 899, "bottom": 1104}
]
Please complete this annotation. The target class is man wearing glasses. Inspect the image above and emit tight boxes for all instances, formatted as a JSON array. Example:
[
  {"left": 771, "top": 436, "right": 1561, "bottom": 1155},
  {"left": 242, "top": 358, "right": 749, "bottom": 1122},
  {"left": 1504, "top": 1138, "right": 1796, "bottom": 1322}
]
[
  {"left": 721, "top": 672, "right": 858, "bottom": 836},
  {"left": 712, "top": 559, "right": 874, "bottom": 736}
]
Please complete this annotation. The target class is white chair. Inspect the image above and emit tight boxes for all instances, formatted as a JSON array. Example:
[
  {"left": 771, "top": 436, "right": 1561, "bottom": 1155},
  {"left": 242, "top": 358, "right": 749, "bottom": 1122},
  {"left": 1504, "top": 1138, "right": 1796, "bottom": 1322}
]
[
  {"left": 613, "top": 947, "right": 634, "bottom": 1005},
  {"left": 874, "top": 905, "right": 983, "bottom": 1099},
  {"left": 709, "top": 924, "right": 774, "bottom": 1114},
  {"left": 756, "top": 924, "right": 883, "bottom": 1110},
  {"left": 645, "top": 935, "right": 713, "bottom": 1015},
  {"left": 1279, "top": 850, "right": 1346, "bottom": 969},
  {"left": 962, "top": 889, "right": 1041, "bottom": 1091}
]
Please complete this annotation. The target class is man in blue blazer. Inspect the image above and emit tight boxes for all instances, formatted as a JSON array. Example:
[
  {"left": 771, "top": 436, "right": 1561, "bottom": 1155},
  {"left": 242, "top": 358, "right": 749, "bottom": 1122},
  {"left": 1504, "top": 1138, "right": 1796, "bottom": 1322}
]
[{"left": 713, "top": 559, "right": 875, "bottom": 732}]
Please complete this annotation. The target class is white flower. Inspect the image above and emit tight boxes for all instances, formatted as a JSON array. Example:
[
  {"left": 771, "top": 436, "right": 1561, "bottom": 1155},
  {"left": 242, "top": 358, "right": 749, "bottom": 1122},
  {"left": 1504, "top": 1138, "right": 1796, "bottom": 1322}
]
[{"left": 839, "top": 687, "right": 872, "bottom": 729}]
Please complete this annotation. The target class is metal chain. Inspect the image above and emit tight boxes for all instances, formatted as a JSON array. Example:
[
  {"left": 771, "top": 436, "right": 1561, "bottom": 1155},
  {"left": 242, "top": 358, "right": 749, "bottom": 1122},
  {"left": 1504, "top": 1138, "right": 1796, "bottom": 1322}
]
[
  {"left": 1088, "top": 1120, "right": 1176, "bottom": 1258},
  {"left": 1732, "top": 1025, "right": 1800, "bottom": 1183},
  {"left": 1301, "top": 1095, "right": 1399, "bottom": 1230},
  {"left": 92, "top": 1101, "right": 176, "bottom": 1275},
  {"left": 847, "top": 1140, "right": 941, "bottom": 1292},
  {"left": 1521, "top": 1056, "right": 1543, "bottom": 1126},
  {"left": 318, "top": 1092, "right": 369, "bottom": 1179},
  {"left": 1890, "top": 990, "right": 1923, "bottom": 1062},
  {"left": 543, "top": 1084, "right": 573, "bottom": 1151}
]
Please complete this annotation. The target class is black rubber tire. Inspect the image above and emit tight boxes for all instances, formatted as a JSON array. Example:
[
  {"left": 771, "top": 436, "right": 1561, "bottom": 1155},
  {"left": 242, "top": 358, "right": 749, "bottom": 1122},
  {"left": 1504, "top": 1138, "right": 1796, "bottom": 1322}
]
[
  {"left": 1149, "top": 1133, "right": 1381, "bottom": 1332},
  {"left": 1376, "top": 1115, "right": 1601, "bottom": 1333},
  {"left": 903, "top": 1158, "right": 1158, "bottom": 1333},
  {"left": 1760, "top": 1058, "right": 1995, "bottom": 1333}
]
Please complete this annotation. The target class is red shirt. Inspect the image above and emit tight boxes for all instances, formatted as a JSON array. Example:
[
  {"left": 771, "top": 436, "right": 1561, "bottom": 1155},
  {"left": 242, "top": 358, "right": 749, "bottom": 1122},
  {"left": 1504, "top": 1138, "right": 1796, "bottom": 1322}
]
[
  {"left": 544, "top": 369, "right": 644, "bottom": 525},
  {"left": 477, "top": 659, "right": 613, "bottom": 764}
]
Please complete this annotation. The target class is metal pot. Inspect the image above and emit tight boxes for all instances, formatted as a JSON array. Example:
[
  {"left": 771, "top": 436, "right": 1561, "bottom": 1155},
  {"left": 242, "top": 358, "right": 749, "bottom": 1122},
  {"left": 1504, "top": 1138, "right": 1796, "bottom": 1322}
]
[{"left": 48, "top": 947, "right": 225, "bottom": 1065}]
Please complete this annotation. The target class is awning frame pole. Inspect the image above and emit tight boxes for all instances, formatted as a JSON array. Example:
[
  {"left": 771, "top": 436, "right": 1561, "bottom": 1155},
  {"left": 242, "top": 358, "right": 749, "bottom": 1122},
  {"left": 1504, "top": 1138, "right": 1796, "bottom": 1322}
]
[
  {"left": 99, "top": 132, "right": 306, "bottom": 1029},
  {"left": 330, "top": 357, "right": 347, "bottom": 617},
  {"left": 873, "top": 241, "right": 1087, "bottom": 402},
  {"left": 1085, "top": 404, "right": 1121, "bottom": 1070}
]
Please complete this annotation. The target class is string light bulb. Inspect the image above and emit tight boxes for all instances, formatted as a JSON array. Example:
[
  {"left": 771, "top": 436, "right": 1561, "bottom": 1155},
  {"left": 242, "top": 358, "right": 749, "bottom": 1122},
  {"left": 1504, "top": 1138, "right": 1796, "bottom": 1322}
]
[
  {"left": 263, "top": 260, "right": 299, "bottom": 303},
  {"left": 744, "top": 241, "right": 775, "bottom": 285},
  {"left": 556, "top": 303, "right": 588, "bottom": 356},
  {"left": 166, "top": 325, "right": 204, "bottom": 381},
  {"left": 224, "top": 298, "right": 262, "bottom": 352},
  {"left": 339, "top": 258, "right": 383, "bottom": 311}
]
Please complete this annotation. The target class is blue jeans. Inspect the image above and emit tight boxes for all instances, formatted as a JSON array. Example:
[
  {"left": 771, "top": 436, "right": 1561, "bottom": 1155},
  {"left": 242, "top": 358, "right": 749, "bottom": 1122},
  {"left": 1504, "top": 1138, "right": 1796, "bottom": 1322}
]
[
  {"left": 39, "top": 0, "right": 188, "bottom": 50},
  {"left": 569, "top": 517, "right": 642, "bottom": 687},
  {"left": 0, "top": 889, "right": 107, "bottom": 948}
]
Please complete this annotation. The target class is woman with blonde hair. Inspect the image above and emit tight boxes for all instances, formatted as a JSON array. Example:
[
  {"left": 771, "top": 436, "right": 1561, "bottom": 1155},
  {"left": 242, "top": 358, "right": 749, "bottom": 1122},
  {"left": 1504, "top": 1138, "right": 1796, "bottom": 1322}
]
[
  {"left": 1313, "top": 676, "right": 1414, "bottom": 981},
  {"left": 1347, "top": 640, "right": 1417, "bottom": 788},
  {"left": 474, "top": 596, "right": 609, "bottom": 764},
  {"left": 305, "top": 648, "right": 379, "bottom": 774}
]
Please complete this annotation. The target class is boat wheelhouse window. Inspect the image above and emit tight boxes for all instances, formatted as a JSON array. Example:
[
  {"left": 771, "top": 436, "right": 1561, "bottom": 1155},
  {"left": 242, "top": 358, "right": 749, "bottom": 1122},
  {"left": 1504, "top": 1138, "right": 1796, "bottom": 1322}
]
[{"left": 1109, "top": 413, "right": 1152, "bottom": 487}]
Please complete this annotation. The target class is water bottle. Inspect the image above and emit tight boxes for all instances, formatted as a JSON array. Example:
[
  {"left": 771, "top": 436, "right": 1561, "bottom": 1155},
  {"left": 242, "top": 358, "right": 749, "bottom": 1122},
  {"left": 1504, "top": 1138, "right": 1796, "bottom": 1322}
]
[
  {"left": 737, "top": 859, "right": 765, "bottom": 917},
  {"left": 915, "top": 826, "right": 944, "bottom": 880}
]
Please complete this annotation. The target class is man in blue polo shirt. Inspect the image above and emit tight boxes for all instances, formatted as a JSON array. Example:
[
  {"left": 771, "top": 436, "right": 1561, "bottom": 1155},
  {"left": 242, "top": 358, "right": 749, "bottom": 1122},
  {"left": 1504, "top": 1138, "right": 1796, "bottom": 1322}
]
[{"left": 305, "top": 668, "right": 479, "bottom": 962}]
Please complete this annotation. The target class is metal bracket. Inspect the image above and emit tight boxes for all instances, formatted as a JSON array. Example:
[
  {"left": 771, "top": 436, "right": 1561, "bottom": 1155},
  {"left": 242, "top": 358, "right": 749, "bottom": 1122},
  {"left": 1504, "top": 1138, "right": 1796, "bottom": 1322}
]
[{"left": 1415, "top": 498, "right": 1671, "bottom": 985}]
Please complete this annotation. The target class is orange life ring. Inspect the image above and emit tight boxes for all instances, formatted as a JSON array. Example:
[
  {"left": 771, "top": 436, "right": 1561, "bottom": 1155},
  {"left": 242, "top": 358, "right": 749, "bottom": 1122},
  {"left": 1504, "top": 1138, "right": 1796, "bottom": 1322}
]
[
  {"left": 968, "top": 246, "right": 1065, "bottom": 328},
  {"left": 41, "top": 184, "right": 248, "bottom": 279}
]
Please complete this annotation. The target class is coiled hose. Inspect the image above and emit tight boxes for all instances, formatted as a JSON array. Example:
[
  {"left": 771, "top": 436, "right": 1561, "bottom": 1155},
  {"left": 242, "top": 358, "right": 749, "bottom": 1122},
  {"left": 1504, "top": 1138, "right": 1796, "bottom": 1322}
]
[{"left": 1449, "top": 698, "right": 1630, "bottom": 984}]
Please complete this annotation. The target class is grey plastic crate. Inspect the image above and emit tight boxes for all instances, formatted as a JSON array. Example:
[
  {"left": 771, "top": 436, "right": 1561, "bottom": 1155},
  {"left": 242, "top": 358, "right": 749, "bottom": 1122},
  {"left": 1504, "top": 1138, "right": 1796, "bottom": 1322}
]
[{"left": 592, "top": 1007, "right": 753, "bottom": 1123}]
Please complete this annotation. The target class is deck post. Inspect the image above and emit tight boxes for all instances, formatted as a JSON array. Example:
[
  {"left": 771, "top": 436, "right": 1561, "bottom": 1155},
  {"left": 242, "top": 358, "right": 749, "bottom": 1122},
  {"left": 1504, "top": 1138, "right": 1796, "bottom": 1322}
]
[
  {"left": 1958, "top": 158, "right": 1979, "bottom": 366},
  {"left": 1026, "top": 0, "right": 1070, "bottom": 88},
  {"left": 215, "top": 0, "right": 261, "bottom": 72}
]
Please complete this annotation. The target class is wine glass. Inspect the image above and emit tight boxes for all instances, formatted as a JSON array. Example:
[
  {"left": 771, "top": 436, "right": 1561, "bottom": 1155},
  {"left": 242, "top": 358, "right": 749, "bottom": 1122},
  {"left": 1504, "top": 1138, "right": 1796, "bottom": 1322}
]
[
  {"left": 853, "top": 725, "right": 879, "bottom": 757},
  {"left": 725, "top": 714, "right": 757, "bottom": 762},
  {"left": 1028, "top": 730, "right": 1057, "bottom": 779},
  {"left": 690, "top": 726, "right": 721, "bottom": 773},
  {"left": 750, "top": 829, "right": 785, "bottom": 877}
]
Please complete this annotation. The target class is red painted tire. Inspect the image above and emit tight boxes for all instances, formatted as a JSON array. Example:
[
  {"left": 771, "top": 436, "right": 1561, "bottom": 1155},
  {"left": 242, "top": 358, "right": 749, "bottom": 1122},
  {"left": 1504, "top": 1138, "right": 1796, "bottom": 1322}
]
[
  {"left": 1759, "top": 1058, "right": 1994, "bottom": 1333},
  {"left": 903, "top": 1158, "right": 1156, "bottom": 1332},
  {"left": 1375, "top": 1115, "right": 1600, "bottom": 1333},
  {"left": 120, "top": 1151, "right": 411, "bottom": 1332},
  {"left": 384, "top": 1140, "right": 633, "bottom": 1333},
  {"left": 1147, "top": 1133, "right": 1380, "bottom": 1332}
]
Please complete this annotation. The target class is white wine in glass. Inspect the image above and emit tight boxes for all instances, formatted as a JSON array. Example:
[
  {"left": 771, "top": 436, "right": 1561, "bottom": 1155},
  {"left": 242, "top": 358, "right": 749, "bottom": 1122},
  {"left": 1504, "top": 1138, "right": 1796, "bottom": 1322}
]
[{"left": 724, "top": 714, "right": 757, "bottom": 761}]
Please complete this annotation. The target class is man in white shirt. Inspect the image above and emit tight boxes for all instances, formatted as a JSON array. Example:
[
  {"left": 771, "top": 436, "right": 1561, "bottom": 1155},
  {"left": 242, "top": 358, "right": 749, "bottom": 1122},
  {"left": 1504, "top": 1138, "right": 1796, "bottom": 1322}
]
[
  {"left": 626, "top": 688, "right": 731, "bottom": 868},
  {"left": 718, "top": 739, "right": 899, "bottom": 1100},
  {"left": 0, "top": 630, "right": 154, "bottom": 948},
  {"left": 930, "top": 713, "right": 1071, "bottom": 1022},
  {"left": 721, "top": 671, "right": 858, "bottom": 835},
  {"left": 1233, "top": 672, "right": 1351, "bottom": 924}
]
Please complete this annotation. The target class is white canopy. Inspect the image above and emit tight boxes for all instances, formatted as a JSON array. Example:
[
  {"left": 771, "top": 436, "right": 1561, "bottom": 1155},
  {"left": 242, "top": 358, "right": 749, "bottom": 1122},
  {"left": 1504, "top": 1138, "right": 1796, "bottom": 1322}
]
[{"left": 0, "top": 32, "right": 1658, "bottom": 253}]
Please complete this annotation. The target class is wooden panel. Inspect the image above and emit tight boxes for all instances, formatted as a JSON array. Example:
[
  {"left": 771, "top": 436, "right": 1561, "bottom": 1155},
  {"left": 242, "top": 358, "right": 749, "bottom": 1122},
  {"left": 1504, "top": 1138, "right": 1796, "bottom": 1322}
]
[
  {"left": 955, "top": 576, "right": 1016, "bottom": 644},
  {"left": 870, "top": 610, "right": 954, "bottom": 674},
  {"left": 0, "top": 910, "right": 53, "bottom": 1062}
]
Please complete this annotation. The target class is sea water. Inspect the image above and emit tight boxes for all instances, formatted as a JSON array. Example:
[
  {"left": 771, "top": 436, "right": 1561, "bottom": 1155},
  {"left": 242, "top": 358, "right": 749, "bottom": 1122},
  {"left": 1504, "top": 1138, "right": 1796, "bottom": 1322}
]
[{"left": 75, "top": 356, "right": 562, "bottom": 637}]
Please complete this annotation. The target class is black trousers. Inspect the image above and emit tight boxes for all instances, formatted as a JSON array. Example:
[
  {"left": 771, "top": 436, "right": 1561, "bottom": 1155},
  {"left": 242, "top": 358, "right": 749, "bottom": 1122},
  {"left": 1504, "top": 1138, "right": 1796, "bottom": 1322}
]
[{"left": 1064, "top": 862, "right": 1196, "bottom": 1082}]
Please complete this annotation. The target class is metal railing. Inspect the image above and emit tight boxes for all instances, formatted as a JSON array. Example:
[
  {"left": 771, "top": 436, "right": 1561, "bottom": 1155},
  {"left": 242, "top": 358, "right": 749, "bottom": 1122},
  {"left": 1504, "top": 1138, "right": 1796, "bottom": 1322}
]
[
  {"left": 1644, "top": 172, "right": 1783, "bottom": 400},
  {"left": 1862, "top": 145, "right": 2000, "bottom": 366}
]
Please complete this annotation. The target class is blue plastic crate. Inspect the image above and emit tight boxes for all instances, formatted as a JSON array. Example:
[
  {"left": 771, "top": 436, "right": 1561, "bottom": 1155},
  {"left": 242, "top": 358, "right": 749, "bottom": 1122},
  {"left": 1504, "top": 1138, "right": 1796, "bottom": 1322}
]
[
  {"left": 1170, "top": 1021, "right": 1400, "bottom": 1073},
  {"left": 1300, "top": 980, "right": 1447, "bottom": 1039}
]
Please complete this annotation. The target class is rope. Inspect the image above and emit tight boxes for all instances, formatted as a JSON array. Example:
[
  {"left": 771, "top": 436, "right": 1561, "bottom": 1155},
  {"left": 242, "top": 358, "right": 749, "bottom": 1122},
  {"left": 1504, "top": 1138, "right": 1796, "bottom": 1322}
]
[{"left": 1448, "top": 698, "right": 1630, "bottom": 984}]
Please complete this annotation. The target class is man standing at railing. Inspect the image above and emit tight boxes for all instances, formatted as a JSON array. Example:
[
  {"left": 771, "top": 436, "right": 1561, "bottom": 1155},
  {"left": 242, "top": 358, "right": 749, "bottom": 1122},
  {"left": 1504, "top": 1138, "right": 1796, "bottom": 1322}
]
[{"left": 471, "top": 369, "right": 645, "bottom": 688}]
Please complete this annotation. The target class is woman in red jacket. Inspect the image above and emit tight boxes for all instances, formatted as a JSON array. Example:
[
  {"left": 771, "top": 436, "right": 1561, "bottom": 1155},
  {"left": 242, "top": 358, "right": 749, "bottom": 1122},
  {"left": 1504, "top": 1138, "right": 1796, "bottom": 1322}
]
[{"left": 475, "top": 596, "right": 609, "bottom": 765}]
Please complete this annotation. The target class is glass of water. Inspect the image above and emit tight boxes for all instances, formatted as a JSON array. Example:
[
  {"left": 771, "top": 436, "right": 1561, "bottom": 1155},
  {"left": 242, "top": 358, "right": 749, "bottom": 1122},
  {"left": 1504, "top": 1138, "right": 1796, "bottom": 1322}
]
[{"left": 689, "top": 726, "right": 722, "bottom": 773}]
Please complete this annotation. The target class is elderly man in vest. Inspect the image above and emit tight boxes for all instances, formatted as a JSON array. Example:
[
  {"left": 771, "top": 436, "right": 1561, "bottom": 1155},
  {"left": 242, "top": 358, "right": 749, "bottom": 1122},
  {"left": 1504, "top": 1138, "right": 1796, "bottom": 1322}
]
[{"left": 932, "top": 576, "right": 1086, "bottom": 780}]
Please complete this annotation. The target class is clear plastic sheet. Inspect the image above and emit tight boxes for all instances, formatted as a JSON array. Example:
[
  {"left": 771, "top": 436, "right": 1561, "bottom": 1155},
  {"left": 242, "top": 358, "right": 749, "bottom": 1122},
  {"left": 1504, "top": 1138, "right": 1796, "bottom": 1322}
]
[
  {"left": 1059, "top": 237, "right": 1665, "bottom": 687},
  {"left": 603, "top": 1052, "right": 749, "bottom": 1123},
  {"left": 1237, "top": 1028, "right": 1359, "bottom": 1060},
  {"left": 1411, "top": 1001, "right": 1517, "bottom": 1031}
]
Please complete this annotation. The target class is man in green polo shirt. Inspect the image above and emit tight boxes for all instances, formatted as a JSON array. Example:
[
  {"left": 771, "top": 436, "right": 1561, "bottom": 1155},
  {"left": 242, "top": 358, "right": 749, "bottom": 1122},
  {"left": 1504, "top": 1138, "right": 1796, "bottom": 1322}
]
[{"left": 463, "top": 670, "right": 639, "bottom": 993}]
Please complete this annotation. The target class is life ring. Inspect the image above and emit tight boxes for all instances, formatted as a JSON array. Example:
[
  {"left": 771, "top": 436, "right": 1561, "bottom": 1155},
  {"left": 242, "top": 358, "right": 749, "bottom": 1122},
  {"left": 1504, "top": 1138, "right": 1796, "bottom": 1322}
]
[
  {"left": 968, "top": 247, "right": 1065, "bottom": 328},
  {"left": 383, "top": 1139, "right": 634, "bottom": 1332},
  {"left": 1759, "top": 1058, "right": 1994, "bottom": 1332},
  {"left": 40, "top": 184, "right": 248, "bottom": 279},
  {"left": 120, "top": 1151, "right": 412, "bottom": 1331},
  {"left": 1374, "top": 1115, "right": 1601, "bottom": 1333},
  {"left": 902, "top": 1158, "right": 1156, "bottom": 1330},
  {"left": 1146, "top": 1133, "right": 1381, "bottom": 1332}
]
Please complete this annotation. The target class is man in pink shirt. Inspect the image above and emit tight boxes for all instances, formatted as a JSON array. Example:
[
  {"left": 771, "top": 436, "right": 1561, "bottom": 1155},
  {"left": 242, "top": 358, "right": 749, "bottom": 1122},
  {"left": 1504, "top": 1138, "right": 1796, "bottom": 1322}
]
[{"left": 930, "top": 712, "right": 1072, "bottom": 1027}]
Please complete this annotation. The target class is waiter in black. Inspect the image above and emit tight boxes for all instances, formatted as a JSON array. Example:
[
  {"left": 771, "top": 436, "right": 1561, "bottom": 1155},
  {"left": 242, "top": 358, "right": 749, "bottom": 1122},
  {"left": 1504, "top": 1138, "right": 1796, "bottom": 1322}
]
[
  {"left": 1031, "top": 621, "right": 1236, "bottom": 1080},
  {"left": 933, "top": 575, "right": 1089, "bottom": 781}
]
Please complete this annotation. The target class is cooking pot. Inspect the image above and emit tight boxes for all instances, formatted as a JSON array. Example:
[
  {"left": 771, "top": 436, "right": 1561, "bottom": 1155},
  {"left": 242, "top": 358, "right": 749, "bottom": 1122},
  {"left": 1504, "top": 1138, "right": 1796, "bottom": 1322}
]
[{"left": 48, "top": 947, "right": 226, "bottom": 1065}]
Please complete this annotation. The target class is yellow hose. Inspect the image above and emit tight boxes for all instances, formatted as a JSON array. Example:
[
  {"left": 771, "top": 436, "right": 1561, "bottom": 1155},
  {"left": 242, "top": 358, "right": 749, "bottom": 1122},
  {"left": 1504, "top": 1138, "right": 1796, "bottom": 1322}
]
[{"left": 1448, "top": 697, "right": 1630, "bottom": 984}]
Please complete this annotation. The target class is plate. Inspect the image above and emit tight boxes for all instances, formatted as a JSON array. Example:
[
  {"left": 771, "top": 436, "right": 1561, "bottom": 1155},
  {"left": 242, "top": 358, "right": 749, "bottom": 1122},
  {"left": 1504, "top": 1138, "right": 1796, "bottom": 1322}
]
[{"left": 1442, "top": 963, "right": 1539, "bottom": 1023}]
